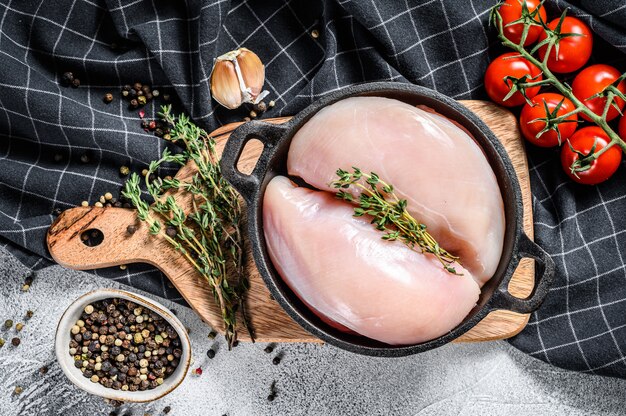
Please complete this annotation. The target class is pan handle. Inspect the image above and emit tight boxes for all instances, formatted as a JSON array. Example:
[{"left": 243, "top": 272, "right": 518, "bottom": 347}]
[
  {"left": 220, "top": 120, "right": 289, "bottom": 203},
  {"left": 491, "top": 232, "right": 555, "bottom": 314}
]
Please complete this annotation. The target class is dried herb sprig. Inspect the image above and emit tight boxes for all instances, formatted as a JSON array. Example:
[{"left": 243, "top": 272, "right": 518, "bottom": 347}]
[
  {"left": 330, "top": 168, "right": 461, "bottom": 274},
  {"left": 122, "top": 105, "right": 251, "bottom": 349}
]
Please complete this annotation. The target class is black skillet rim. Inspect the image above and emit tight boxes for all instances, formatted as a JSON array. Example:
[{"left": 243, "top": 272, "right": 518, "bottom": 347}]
[{"left": 226, "top": 82, "right": 534, "bottom": 357}]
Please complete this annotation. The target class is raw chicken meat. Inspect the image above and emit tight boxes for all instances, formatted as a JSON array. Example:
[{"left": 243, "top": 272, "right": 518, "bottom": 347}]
[
  {"left": 288, "top": 96, "right": 505, "bottom": 286},
  {"left": 263, "top": 176, "right": 480, "bottom": 345}
]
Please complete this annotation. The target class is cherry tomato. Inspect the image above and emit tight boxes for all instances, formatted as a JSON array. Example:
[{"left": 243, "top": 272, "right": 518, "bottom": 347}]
[
  {"left": 484, "top": 52, "right": 543, "bottom": 107},
  {"left": 572, "top": 64, "right": 626, "bottom": 122},
  {"left": 498, "top": 0, "right": 547, "bottom": 46},
  {"left": 520, "top": 93, "right": 578, "bottom": 147},
  {"left": 561, "top": 126, "right": 622, "bottom": 185},
  {"left": 537, "top": 16, "right": 592, "bottom": 73},
  {"left": 619, "top": 115, "right": 626, "bottom": 141}
]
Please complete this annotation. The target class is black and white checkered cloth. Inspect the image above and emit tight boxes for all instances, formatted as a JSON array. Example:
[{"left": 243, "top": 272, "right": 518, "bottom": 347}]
[{"left": 1, "top": 0, "right": 626, "bottom": 377}]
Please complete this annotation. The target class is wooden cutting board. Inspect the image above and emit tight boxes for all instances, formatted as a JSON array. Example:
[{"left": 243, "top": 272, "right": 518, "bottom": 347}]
[{"left": 47, "top": 100, "right": 534, "bottom": 344}]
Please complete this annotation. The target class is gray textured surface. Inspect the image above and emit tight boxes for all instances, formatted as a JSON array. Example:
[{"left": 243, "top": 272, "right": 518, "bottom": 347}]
[{"left": 1, "top": 247, "right": 626, "bottom": 416}]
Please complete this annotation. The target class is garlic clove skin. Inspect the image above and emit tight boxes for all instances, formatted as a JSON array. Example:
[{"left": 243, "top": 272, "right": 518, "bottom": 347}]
[
  {"left": 210, "top": 59, "right": 243, "bottom": 110},
  {"left": 237, "top": 48, "right": 264, "bottom": 100},
  {"left": 210, "top": 48, "right": 268, "bottom": 110}
]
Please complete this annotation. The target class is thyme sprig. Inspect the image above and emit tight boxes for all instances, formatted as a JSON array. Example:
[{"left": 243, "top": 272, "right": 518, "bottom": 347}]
[
  {"left": 122, "top": 105, "right": 251, "bottom": 349},
  {"left": 491, "top": 3, "right": 626, "bottom": 174},
  {"left": 330, "top": 168, "right": 461, "bottom": 274}
]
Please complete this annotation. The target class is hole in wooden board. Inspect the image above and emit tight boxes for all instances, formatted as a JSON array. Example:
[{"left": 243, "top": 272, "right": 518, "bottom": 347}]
[
  {"left": 81, "top": 228, "right": 104, "bottom": 247},
  {"left": 507, "top": 257, "right": 534, "bottom": 298},
  {"left": 236, "top": 138, "right": 264, "bottom": 175}
]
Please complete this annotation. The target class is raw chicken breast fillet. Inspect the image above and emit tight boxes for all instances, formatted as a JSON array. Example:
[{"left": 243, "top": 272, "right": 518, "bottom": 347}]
[
  {"left": 263, "top": 176, "right": 481, "bottom": 345},
  {"left": 288, "top": 96, "right": 505, "bottom": 286}
]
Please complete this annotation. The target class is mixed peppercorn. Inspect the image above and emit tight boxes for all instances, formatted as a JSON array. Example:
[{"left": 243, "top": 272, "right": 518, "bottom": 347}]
[
  {"left": 121, "top": 83, "right": 168, "bottom": 111},
  {"left": 61, "top": 71, "right": 80, "bottom": 88},
  {"left": 68, "top": 298, "right": 182, "bottom": 392}
]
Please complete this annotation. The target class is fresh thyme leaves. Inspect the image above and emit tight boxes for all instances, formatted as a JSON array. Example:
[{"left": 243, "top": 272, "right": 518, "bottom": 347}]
[
  {"left": 122, "top": 105, "right": 251, "bottom": 349},
  {"left": 330, "top": 167, "right": 461, "bottom": 275}
]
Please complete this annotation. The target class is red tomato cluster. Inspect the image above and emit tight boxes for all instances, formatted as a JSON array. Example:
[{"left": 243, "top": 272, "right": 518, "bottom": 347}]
[{"left": 485, "top": 0, "right": 625, "bottom": 185}]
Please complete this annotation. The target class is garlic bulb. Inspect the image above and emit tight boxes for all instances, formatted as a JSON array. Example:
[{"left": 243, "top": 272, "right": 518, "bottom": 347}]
[{"left": 210, "top": 48, "right": 269, "bottom": 110}]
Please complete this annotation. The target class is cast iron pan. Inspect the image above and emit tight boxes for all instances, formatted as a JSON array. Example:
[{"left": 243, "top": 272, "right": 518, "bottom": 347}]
[{"left": 220, "top": 82, "right": 554, "bottom": 357}]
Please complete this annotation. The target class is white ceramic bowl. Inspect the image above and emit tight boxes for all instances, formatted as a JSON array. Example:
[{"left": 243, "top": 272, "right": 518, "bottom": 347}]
[{"left": 55, "top": 288, "right": 191, "bottom": 402}]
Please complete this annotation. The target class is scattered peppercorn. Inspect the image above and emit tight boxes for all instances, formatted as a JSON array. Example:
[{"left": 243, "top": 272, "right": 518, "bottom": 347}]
[
  {"left": 272, "top": 356, "right": 281, "bottom": 365},
  {"left": 263, "top": 345, "right": 274, "bottom": 354},
  {"left": 61, "top": 72, "right": 74, "bottom": 85},
  {"left": 15, "top": 323, "right": 23, "bottom": 332},
  {"left": 104, "top": 93, "right": 114, "bottom": 104},
  {"left": 127, "top": 225, "right": 137, "bottom": 235},
  {"left": 80, "top": 153, "right": 90, "bottom": 163},
  {"left": 119, "top": 265, "right": 127, "bottom": 270},
  {"left": 311, "top": 29, "right": 320, "bottom": 39},
  {"left": 130, "top": 99, "right": 139, "bottom": 109},
  {"left": 53, "top": 153, "right": 63, "bottom": 163},
  {"left": 208, "top": 331, "right": 217, "bottom": 339},
  {"left": 249, "top": 110, "right": 257, "bottom": 118},
  {"left": 0, "top": 338, "right": 4, "bottom": 348},
  {"left": 162, "top": 93, "right": 170, "bottom": 102},
  {"left": 21, "top": 284, "right": 30, "bottom": 292},
  {"left": 81, "top": 201, "right": 89, "bottom": 207},
  {"left": 4, "top": 319, "right": 12, "bottom": 329},
  {"left": 137, "top": 96, "right": 147, "bottom": 106},
  {"left": 165, "top": 226, "right": 177, "bottom": 238},
  {"left": 133, "top": 82, "right": 143, "bottom": 91},
  {"left": 13, "top": 386, "right": 23, "bottom": 395},
  {"left": 119, "top": 166, "right": 130, "bottom": 176},
  {"left": 268, "top": 380, "right": 278, "bottom": 401},
  {"left": 39, "top": 366, "right": 48, "bottom": 375},
  {"left": 26, "top": 310, "right": 34, "bottom": 319},
  {"left": 193, "top": 367, "right": 202, "bottom": 376},
  {"left": 11, "top": 337, "right": 20, "bottom": 347},
  {"left": 269, "top": 100, "right": 275, "bottom": 108},
  {"left": 207, "top": 349, "right": 215, "bottom": 359},
  {"left": 152, "top": 89, "right": 160, "bottom": 97},
  {"left": 72, "top": 78, "right": 81, "bottom": 88},
  {"left": 163, "top": 406, "right": 171, "bottom": 414},
  {"left": 95, "top": 202, "right": 104, "bottom": 208},
  {"left": 254, "top": 101, "right": 267, "bottom": 113}
]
